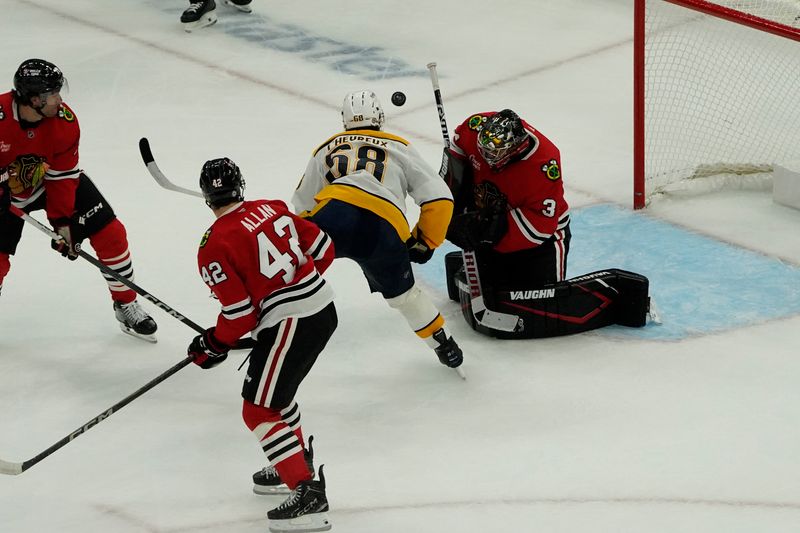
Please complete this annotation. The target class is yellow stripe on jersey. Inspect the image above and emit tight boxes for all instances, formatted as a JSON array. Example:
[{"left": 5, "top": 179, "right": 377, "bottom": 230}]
[
  {"left": 312, "top": 129, "right": 410, "bottom": 157},
  {"left": 413, "top": 198, "right": 454, "bottom": 248},
  {"left": 311, "top": 183, "right": 412, "bottom": 240}
]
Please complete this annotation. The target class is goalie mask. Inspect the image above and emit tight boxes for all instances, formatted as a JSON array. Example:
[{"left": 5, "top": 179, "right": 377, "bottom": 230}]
[
  {"left": 199, "top": 158, "right": 246, "bottom": 209},
  {"left": 342, "top": 90, "right": 385, "bottom": 131},
  {"left": 477, "top": 109, "right": 529, "bottom": 169},
  {"left": 13, "top": 59, "right": 67, "bottom": 107}
]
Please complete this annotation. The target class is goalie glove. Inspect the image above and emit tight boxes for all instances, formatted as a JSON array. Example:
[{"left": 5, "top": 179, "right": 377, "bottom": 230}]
[
  {"left": 49, "top": 218, "right": 80, "bottom": 260},
  {"left": 188, "top": 328, "right": 230, "bottom": 369}
]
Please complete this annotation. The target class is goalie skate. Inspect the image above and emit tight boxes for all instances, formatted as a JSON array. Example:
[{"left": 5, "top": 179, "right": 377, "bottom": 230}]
[
  {"left": 114, "top": 300, "right": 158, "bottom": 343},
  {"left": 181, "top": 0, "right": 217, "bottom": 32}
]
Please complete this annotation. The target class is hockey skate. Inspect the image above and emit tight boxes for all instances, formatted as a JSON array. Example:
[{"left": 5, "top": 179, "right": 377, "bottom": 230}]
[
  {"left": 114, "top": 300, "right": 158, "bottom": 343},
  {"left": 432, "top": 328, "right": 463, "bottom": 368},
  {"left": 181, "top": 0, "right": 217, "bottom": 32},
  {"left": 224, "top": 0, "right": 253, "bottom": 13},
  {"left": 267, "top": 465, "right": 331, "bottom": 533},
  {"left": 254, "top": 436, "right": 315, "bottom": 495}
]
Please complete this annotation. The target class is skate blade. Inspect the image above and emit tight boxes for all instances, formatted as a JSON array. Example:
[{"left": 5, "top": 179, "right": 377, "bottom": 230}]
[
  {"left": 268, "top": 512, "right": 331, "bottom": 533},
  {"left": 183, "top": 13, "right": 218, "bottom": 33},
  {"left": 224, "top": 0, "right": 253, "bottom": 12},
  {"left": 453, "top": 366, "right": 466, "bottom": 380},
  {"left": 253, "top": 484, "right": 290, "bottom": 495},
  {"left": 119, "top": 323, "right": 158, "bottom": 344}
]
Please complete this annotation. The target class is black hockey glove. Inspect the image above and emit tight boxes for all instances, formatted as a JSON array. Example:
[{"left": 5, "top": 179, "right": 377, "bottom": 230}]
[
  {"left": 188, "top": 328, "right": 230, "bottom": 369},
  {"left": 447, "top": 207, "right": 507, "bottom": 251},
  {"left": 406, "top": 233, "right": 434, "bottom": 264},
  {"left": 0, "top": 182, "right": 9, "bottom": 216},
  {"left": 49, "top": 218, "right": 81, "bottom": 261}
]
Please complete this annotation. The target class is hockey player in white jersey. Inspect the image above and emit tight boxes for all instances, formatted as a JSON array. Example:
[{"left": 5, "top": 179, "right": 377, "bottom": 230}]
[{"left": 292, "top": 90, "right": 463, "bottom": 372}]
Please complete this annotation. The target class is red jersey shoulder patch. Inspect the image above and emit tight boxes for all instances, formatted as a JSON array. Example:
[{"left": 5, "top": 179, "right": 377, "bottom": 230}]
[{"left": 541, "top": 159, "right": 561, "bottom": 181}]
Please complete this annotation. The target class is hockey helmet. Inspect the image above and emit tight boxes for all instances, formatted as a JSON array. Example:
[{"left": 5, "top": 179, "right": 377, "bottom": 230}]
[
  {"left": 342, "top": 90, "right": 385, "bottom": 131},
  {"left": 199, "top": 158, "right": 246, "bottom": 209},
  {"left": 477, "top": 109, "right": 529, "bottom": 169},
  {"left": 13, "top": 59, "right": 66, "bottom": 106}
]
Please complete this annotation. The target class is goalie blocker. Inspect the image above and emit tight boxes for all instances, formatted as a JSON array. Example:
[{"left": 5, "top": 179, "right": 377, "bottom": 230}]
[{"left": 445, "top": 252, "right": 650, "bottom": 339}]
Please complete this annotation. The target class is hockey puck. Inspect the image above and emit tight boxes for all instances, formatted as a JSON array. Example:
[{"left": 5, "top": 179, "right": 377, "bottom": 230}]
[{"left": 391, "top": 91, "right": 406, "bottom": 106}]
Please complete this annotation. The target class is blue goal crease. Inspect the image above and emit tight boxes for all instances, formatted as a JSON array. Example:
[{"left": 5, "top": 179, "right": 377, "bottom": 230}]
[{"left": 415, "top": 204, "right": 800, "bottom": 341}]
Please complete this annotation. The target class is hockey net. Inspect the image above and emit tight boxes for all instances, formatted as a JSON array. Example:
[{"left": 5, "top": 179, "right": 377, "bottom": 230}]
[{"left": 634, "top": 0, "right": 800, "bottom": 208}]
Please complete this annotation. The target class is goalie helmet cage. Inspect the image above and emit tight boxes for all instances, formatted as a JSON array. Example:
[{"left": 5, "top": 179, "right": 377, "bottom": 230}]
[{"left": 633, "top": 0, "right": 800, "bottom": 209}]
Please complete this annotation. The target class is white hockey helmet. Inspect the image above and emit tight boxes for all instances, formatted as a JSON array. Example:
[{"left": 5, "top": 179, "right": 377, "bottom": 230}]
[{"left": 341, "top": 90, "right": 385, "bottom": 130}]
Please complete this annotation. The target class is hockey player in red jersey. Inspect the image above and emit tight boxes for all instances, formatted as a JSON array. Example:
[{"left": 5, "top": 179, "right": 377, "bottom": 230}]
[
  {"left": 188, "top": 158, "right": 335, "bottom": 533},
  {"left": 445, "top": 109, "right": 651, "bottom": 338},
  {"left": 0, "top": 59, "right": 157, "bottom": 341}
]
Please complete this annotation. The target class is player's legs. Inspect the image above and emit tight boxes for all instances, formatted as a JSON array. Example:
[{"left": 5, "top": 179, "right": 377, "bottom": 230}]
[
  {"left": 0, "top": 208, "right": 25, "bottom": 296},
  {"left": 74, "top": 174, "right": 157, "bottom": 338},
  {"left": 242, "top": 304, "right": 337, "bottom": 488}
]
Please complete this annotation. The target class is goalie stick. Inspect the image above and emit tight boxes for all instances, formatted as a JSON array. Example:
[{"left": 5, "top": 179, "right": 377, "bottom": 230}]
[
  {"left": 8, "top": 206, "right": 254, "bottom": 349},
  {"left": 0, "top": 357, "right": 192, "bottom": 476},
  {"left": 138, "top": 137, "right": 203, "bottom": 198},
  {"left": 426, "top": 62, "right": 520, "bottom": 333}
]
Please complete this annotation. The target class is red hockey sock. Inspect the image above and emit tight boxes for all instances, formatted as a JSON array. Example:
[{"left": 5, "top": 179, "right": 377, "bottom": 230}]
[
  {"left": 0, "top": 253, "right": 10, "bottom": 290},
  {"left": 89, "top": 219, "right": 136, "bottom": 304},
  {"left": 242, "top": 400, "right": 311, "bottom": 490}
]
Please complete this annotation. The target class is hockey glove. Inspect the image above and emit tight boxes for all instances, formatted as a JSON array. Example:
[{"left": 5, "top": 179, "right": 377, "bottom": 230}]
[
  {"left": 49, "top": 218, "right": 80, "bottom": 261},
  {"left": 0, "top": 182, "right": 9, "bottom": 216},
  {"left": 406, "top": 234, "right": 434, "bottom": 264},
  {"left": 188, "top": 328, "right": 230, "bottom": 369}
]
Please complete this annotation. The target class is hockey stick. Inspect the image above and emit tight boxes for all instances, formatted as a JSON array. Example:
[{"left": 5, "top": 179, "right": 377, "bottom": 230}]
[
  {"left": 426, "top": 62, "right": 519, "bottom": 333},
  {"left": 8, "top": 206, "right": 254, "bottom": 349},
  {"left": 0, "top": 356, "right": 192, "bottom": 476},
  {"left": 138, "top": 137, "right": 203, "bottom": 198}
]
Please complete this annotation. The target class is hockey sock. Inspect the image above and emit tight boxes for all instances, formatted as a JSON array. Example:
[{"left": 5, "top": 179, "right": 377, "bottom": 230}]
[
  {"left": 243, "top": 400, "right": 311, "bottom": 489},
  {"left": 386, "top": 284, "right": 446, "bottom": 342},
  {"left": 89, "top": 219, "right": 136, "bottom": 304},
  {"left": 0, "top": 252, "right": 10, "bottom": 294}
]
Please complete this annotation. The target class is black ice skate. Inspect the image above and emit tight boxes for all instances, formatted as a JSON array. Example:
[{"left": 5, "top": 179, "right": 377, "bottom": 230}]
[
  {"left": 224, "top": 0, "right": 253, "bottom": 13},
  {"left": 114, "top": 300, "right": 158, "bottom": 343},
  {"left": 267, "top": 465, "right": 331, "bottom": 533},
  {"left": 432, "top": 328, "right": 463, "bottom": 368},
  {"left": 181, "top": 0, "right": 217, "bottom": 32},
  {"left": 254, "top": 436, "right": 315, "bottom": 495}
]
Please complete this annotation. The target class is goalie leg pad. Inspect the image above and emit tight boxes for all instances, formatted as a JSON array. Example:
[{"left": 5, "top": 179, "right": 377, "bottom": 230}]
[
  {"left": 444, "top": 251, "right": 463, "bottom": 302},
  {"left": 456, "top": 269, "right": 650, "bottom": 339}
]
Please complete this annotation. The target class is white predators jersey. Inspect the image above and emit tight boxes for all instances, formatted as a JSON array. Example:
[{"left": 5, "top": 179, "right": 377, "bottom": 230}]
[{"left": 293, "top": 129, "right": 454, "bottom": 247}]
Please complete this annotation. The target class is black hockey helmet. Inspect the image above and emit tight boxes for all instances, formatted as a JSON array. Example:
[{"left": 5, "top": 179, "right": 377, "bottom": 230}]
[
  {"left": 199, "top": 158, "right": 246, "bottom": 209},
  {"left": 477, "top": 109, "right": 529, "bottom": 169},
  {"left": 13, "top": 59, "right": 65, "bottom": 106}
]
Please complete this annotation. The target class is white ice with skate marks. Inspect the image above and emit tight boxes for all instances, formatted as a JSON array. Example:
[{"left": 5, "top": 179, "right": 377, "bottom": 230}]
[{"left": 1, "top": 1, "right": 800, "bottom": 532}]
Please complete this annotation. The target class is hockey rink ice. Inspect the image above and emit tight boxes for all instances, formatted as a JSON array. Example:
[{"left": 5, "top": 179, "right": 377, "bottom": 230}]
[{"left": 2, "top": 1, "right": 800, "bottom": 532}]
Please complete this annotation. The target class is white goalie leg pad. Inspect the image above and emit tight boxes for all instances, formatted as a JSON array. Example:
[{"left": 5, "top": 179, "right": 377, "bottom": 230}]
[{"left": 385, "top": 284, "right": 443, "bottom": 338}]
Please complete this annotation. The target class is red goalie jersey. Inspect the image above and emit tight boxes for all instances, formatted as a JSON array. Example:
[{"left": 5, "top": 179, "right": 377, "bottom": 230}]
[
  {"left": 449, "top": 112, "right": 570, "bottom": 253},
  {"left": 197, "top": 199, "right": 335, "bottom": 346}
]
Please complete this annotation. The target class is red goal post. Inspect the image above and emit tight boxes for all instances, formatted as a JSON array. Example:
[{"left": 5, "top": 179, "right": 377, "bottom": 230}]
[{"left": 633, "top": 0, "right": 800, "bottom": 209}]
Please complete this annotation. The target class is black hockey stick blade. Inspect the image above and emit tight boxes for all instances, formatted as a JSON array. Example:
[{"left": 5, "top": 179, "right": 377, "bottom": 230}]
[{"left": 139, "top": 137, "right": 203, "bottom": 198}]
